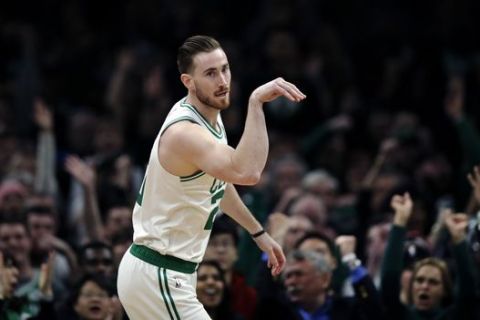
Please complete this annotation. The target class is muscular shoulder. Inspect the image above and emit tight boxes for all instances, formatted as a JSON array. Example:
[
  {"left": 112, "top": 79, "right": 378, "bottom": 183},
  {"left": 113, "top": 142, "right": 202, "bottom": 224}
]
[
  {"left": 161, "top": 120, "right": 215, "bottom": 152},
  {"left": 159, "top": 120, "right": 217, "bottom": 175}
]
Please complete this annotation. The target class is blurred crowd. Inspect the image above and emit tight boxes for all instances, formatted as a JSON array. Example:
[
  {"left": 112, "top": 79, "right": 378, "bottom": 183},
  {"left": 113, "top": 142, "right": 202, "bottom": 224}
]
[{"left": 1, "top": 0, "right": 480, "bottom": 319}]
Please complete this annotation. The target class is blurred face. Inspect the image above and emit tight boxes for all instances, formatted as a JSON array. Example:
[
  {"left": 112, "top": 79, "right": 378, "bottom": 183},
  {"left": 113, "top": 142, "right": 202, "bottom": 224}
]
[
  {"left": 298, "top": 239, "right": 336, "bottom": 269},
  {"left": 204, "top": 234, "right": 237, "bottom": 272},
  {"left": 105, "top": 207, "right": 132, "bottom": 238},
  {"left": 94, "top": 122, "right": 123, "bottom": 154},
  {"left": 283, "top": 259, "right": 329, "bottom": 308},
  {"left": 196, "top": 264, "right": 224, "bottom": 308},
  {"left": 290, "top": 196, "right": 327, "bottom": 230},
  {"left": 274, "top": 163, "right": 304, "bottom": 197},
  {"left": 0, "top": 193, "right": 25, "bottom": 214},
  {"left": 283, "top": 217, "right": 313, "bottom": 252},
  {"left": 83, "top": 248, "right": 114, "bottom": 278},
  {"left": 412, "top": 265, "right": 444, "bottom": 311},
  {"left": 191, "top": 48, "right": 231, "bottom": 110},
  {"left": 27, "top": 214, "right": 55, "bottom": 251},
  {"left": 0, "top": 223, "right": 31, "bottom": 264},
  {"left": 74, "top": 281, "right": 111, "bottom": 320},
  {"left": 307, "top": 181, "right": 337, "bottom": 210}
]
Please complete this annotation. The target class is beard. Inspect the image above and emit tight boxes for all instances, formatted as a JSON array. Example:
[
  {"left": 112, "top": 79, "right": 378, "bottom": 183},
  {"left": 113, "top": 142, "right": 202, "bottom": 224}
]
[{"left": 194, "top": 82, "right": 230, "bottom": 110}]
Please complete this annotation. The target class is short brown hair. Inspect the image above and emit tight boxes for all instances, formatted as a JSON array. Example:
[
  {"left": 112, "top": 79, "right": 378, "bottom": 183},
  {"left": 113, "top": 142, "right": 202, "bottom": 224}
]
[{"left": 177, "top": 35, "right": 221, "bottom": 74}]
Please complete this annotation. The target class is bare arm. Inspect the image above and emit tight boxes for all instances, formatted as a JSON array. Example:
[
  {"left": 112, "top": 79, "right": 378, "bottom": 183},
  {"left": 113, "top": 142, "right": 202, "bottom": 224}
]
[
  {"left": 34, "top": 98, "right": 58, "bottom": 196},
  {"left": 220, "top": 183, "right": 263, "bottom": 233},
  {"left": 64, "top": 156, "right": 105, "bottom": 242},
  {"left": 160, "top": 78, "right": 306, "bottom": 185},
  {"left": 220, "top": 183, "right": 286, "bottom": 275}
]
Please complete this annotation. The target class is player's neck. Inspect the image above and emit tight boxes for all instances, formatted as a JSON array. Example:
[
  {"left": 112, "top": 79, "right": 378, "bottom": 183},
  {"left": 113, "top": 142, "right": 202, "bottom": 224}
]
[{"left": 185, "top": 95, "right": 220, "bottom": 128}]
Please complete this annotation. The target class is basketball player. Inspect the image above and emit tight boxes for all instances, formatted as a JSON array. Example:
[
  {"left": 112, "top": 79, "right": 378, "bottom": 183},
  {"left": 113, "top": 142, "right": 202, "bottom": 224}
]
[{"left": 117, "top": 35, "right": 306, "bottom": 319}]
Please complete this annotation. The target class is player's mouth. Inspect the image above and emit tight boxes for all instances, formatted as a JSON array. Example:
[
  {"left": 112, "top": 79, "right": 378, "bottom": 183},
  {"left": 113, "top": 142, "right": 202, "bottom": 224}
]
[{"left": 215, "top": 90, "right": 229, "bottom": 97}]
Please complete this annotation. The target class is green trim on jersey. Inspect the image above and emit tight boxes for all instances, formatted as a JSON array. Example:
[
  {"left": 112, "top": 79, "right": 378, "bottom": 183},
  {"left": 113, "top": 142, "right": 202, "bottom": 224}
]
[
  {"left": 136, "top": 176, "right": 146, "bottom": 206},
  {"left": 161, "top": 116, "right": 198, "bottom": 136},
  {"left": 179, "top": 171, "right": 206, "bottom": 182},
  {"left": 180, "top": 99, "right": 224, "bottom": 139}
]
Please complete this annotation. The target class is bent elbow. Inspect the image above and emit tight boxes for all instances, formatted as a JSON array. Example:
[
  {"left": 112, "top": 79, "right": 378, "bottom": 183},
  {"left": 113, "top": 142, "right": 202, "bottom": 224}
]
[{"left": 241, "top": 171, "right": 262, "bottom": 185}]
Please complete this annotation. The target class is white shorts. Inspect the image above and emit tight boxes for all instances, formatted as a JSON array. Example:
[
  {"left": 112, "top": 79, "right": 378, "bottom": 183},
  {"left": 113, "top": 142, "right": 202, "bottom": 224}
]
[{"left": 117, "top": 245, "right": 211, "bottom": 320}]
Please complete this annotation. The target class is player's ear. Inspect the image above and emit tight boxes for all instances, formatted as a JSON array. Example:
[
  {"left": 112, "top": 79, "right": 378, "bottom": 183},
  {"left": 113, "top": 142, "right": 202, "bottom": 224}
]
[{"left": 180, "top": 73, "right": 193, "bottom": 90}]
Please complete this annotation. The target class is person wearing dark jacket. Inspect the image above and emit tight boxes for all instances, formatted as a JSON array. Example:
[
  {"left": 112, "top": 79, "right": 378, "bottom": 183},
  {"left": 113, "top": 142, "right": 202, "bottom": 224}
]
[
  {"left": 381, "top": 192, "right": 478, "bottom": 319},
  {"left": 254, "top": 247, "right": 384, "bottom": 320}
]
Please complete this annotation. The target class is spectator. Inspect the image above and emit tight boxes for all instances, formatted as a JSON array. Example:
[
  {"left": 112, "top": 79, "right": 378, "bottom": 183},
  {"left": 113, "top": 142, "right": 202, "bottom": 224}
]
[
  {"left": 0, "top": 179, "right": 28, "bottom": 217},
  {"left": 197, "top": 260, "right": 244, "bottom": 320},
  {"left": 294, "top": 231, "right": 346, "bottom": 296},
  {"left": 289, "top": 193, "right": 336, "bottom": 239},
  {"left": 0, "top": 252, "right": 57, "bottom": 320},
  {"left": 78, "top": 242, "right": 115, "bottom": 280},
  {"left": 204, "top": 215, "right": 257, "bottom": 320},
  {"left": 381, "top": 192, "right": 478, "bottom": 319},
  {"left": 255, "top": 248, "right": 383, "bottom": 319},
  {"left": 256, "top": 213, "right": 313, "bottom": 302},
  {"left": 58, "top": 274, "right": 119, "bottom": 320},
  {"left": 25, "top": 204, "right": 75, "bottom": 295}
]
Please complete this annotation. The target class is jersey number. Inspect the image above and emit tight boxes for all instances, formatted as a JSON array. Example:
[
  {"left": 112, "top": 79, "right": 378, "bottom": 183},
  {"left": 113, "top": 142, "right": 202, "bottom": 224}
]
[
  {"left": 204, "top": 189, "right": 224, "bottom": 230},
  {"left": 136, "top": 176, "right": 146, "bottom": 206}
]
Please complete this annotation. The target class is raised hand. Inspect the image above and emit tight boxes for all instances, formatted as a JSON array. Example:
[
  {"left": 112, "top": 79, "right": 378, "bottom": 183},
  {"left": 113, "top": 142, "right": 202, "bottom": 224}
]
[
  {"left": 467, "top": 165, "right": 480, "bottom": 205},
  {"left": 0, "top": 252, "right": 19, "bottom": 299},
  {"left": 391, "top": 192, "right": 413, "bottom": 226},
  {"left": 335, "top": 235, "right": 357, "bottom": 258},
  {"left": 444, "top": 212, "right": 469, "bottom": 244},
  {"left": 64, "top": 155, "right": 96, "bottom": 190},
  {"left": 38, "top": 251, "right": 55, "bottom": 298},
  {"left": 250, "top": 77, "right": 306, "bottom": 104},
  {"left": 34, "top": 98, "right": 54, "bottom": 131}
]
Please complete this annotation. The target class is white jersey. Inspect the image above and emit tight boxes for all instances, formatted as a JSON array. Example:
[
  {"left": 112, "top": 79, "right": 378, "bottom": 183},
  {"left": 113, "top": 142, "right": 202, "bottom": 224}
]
[{"left": 132, "top": 98, "right": 228, "bottom": 263}]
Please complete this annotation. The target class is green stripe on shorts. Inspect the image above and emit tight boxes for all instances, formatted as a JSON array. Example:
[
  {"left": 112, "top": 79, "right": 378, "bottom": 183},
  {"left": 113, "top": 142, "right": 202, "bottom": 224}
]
[
  {"left": 158, "top": 267, "right": 176, "bottom": 320},
  {"left": 162, "top": 268, "right": 181, "bottom": 319}
]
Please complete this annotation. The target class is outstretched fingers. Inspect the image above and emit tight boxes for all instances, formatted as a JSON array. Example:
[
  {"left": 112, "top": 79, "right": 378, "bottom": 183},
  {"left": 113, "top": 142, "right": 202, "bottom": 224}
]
[{"left": 276, "top": 79, "right": 306, "bottom": 102}]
